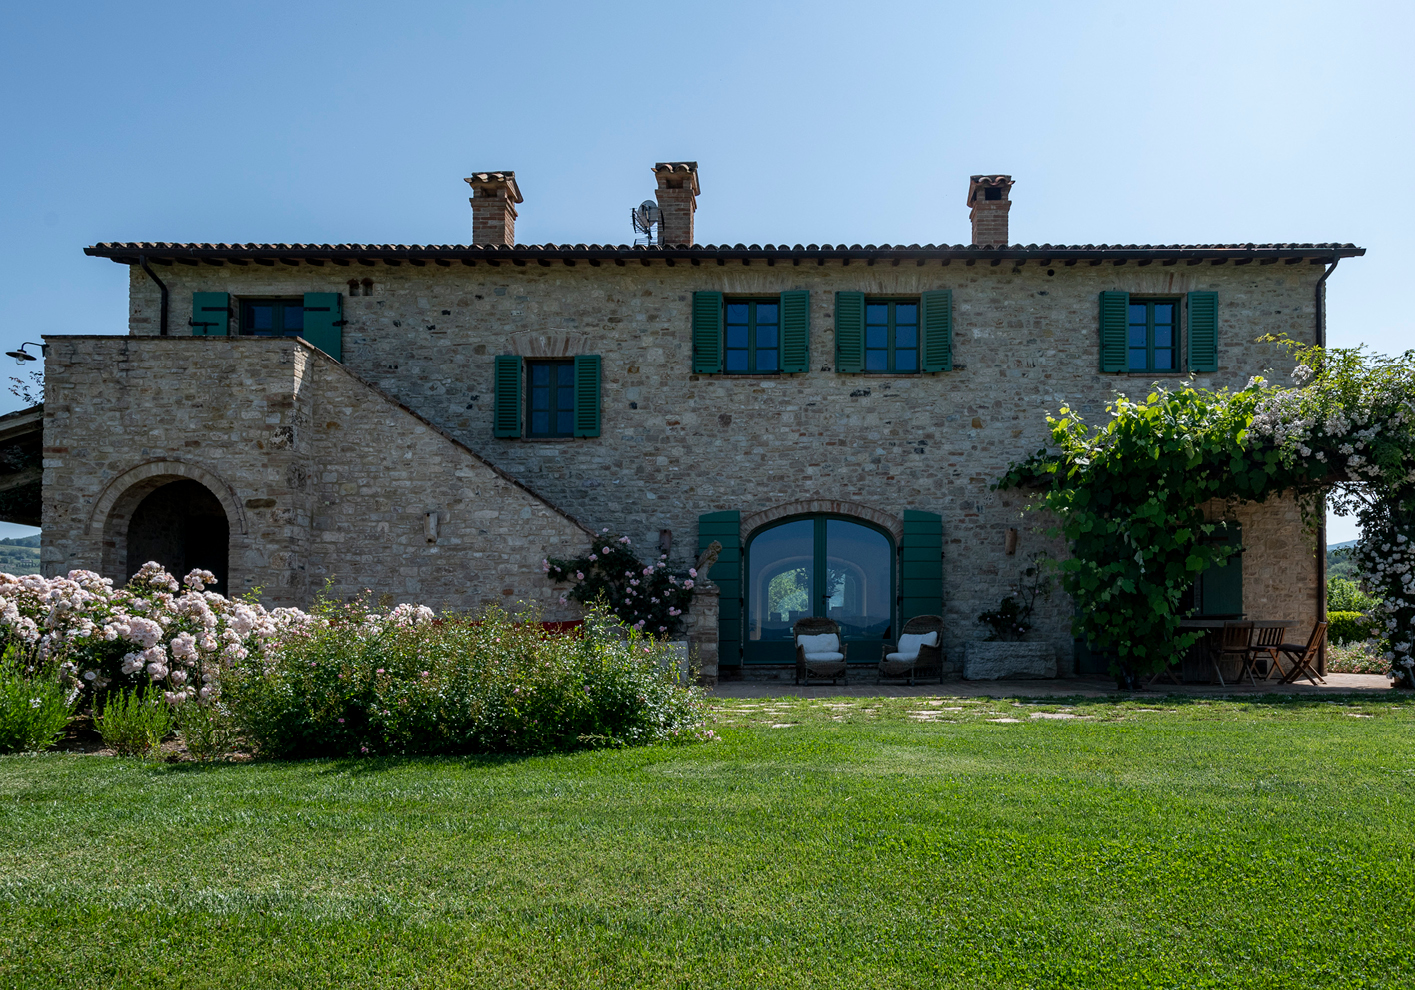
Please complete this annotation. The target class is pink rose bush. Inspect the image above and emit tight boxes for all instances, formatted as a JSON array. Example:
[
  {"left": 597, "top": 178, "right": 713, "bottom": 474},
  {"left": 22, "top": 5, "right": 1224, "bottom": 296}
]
[
  {"left": 545, "top": 532, "right": 698, "bottom": 637},
  {"left": 0, "top": 562, "right": 313, "bottom": 707}
]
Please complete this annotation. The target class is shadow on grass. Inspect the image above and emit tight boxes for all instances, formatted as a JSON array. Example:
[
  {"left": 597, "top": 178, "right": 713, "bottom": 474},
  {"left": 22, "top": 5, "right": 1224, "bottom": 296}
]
[{"left": 143, "top": 749, "right": 547, "bottom": 778}]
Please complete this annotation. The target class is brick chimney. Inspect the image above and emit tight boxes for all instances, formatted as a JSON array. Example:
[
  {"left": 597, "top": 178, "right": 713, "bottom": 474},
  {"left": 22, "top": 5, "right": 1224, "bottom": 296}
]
[
  {"left": 465, "top": 171, "right": 523, "bottom": 246},
  {"left": 653, "top": 162, "right": 700, "bottom": 246},
  {"left": 967, "top": 174, "right": 1014, "bottom": 247}
]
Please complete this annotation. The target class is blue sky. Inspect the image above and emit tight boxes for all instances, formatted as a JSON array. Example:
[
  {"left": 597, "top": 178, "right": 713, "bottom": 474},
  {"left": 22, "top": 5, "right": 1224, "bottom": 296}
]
[{"left": 1, "top": 0, "right": 1409, "bottom": 543}]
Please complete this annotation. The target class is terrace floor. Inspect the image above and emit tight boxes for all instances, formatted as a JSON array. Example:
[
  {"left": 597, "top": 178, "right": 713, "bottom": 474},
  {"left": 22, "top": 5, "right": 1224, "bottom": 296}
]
[{"left": 709, "top": 671, "right": 1395, "bottom": 698}]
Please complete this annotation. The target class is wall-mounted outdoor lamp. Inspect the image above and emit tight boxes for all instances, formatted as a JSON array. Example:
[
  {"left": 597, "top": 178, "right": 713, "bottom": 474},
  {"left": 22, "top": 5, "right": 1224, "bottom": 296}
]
[
  {"left": 5, "top": 342, "right": 46, "bottom": 365},
  {"left": 425, "top": 511, "right": 440, "bottom": 544},
  {"left": 1005, "top": 528, "right": 1019, "bottom": 556}
]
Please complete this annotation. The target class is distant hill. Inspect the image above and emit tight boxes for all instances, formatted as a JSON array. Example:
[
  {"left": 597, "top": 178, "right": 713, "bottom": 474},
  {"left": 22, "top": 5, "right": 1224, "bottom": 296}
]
[
  {"left": 0, "top": 535, "right": 39, "bottom": 548},
  {"left": 1327, "top": 541, "right": 1360, "bottom": 581},
  {"left": 0, "top": 543, "right": 39, "bottom": 575}
]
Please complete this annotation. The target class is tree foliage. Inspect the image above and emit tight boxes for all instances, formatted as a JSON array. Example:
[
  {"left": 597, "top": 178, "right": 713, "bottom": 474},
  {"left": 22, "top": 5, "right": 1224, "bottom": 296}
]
[{"left": 998, "top": 342, "right": 1415, "bottom": 684}]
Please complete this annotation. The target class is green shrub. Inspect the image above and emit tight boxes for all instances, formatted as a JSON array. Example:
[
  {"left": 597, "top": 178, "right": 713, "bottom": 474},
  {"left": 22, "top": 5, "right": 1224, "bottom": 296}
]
[
  {"left": 173, "top": 701, "right": 237, "bottom": 761},
  {"left": 97, "top": 688, "right": 174, "bottom": 757},
  {"left": 226, "top": 604, "right": 711, "bottom": 759},
  {"left": 0, "top": 662, "right": 76, "bottom": 754},
  {"left": 1327, "top": 576, "right": 1381, "bottom": 614},
  {"left": 1327, "top": 610, "right": 1376, "bottom": 646}
]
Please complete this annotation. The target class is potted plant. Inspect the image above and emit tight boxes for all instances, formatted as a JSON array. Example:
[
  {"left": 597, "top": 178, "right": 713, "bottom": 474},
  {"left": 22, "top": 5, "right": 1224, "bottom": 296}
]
[{"left": 964, "top": 557, "right": 1057, "bottom": 679}]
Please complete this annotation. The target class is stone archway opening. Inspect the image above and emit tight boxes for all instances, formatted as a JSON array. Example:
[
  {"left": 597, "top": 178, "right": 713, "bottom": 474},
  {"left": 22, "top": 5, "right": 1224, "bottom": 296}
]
[{"left": 125, "top": 479, "right": 230, "bottom": 592}]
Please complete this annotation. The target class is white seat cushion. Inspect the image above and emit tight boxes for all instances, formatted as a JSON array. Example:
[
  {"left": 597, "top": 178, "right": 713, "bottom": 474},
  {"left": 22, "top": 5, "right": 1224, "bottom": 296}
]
[
  {"left": 891, "top": 631, "right": 938, "bottom": 660},
  {"left": 884, "top": 652, "right": 915, "bottom": 663},
  {"left": 797, "top": 632, "right": 839, "bottom": 654},
  {"left": 804, "top": 651, "right": 845, "bottom": 662}
]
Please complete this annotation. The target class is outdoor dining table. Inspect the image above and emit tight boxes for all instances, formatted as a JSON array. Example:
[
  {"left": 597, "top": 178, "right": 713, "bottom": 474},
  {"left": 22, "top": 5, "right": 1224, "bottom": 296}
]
[{"left": 1167, "top": 619, "right": 1299, "bottom": 683}]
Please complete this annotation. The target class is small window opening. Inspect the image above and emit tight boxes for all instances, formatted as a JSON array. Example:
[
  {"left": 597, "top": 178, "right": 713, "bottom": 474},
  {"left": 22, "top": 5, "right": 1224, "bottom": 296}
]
[
  {"left": 360, "top": 278, "right": 374, "bottom": 296},
  {"left": 347, "top": 279, "right": 359, "bottom": 295},
  {"left": 984, "top": 186, "right": 1003, "bottom": 201}
]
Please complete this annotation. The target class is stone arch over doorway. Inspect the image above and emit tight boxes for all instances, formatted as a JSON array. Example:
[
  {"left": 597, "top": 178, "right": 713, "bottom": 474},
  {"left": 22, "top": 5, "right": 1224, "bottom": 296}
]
[
  {"left": 88, "top": 461, "right": 247, "bottom": 591},
  {"left": 740, "top": 499, "right": 902, "bottom": 545}
]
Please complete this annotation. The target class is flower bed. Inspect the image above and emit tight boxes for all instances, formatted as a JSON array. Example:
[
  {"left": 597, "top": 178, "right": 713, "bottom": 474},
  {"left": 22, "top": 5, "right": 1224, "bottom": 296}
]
[{"left": 0, "top": 564, "right": 710, "bottom": 757}]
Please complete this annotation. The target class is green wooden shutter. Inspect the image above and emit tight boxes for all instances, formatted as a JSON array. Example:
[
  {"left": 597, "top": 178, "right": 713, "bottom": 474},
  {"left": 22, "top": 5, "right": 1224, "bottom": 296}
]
[
  {"left": 920, "top": 289, "right": 953, "bottom": 372},
  {"left": 692, "top": 291, "right": 723, "bottom": 373},
  {"left": 698, "top": 511, "right": 741, "bottom": 667},
  {"left": 573, "top": 354, "right": 601, "bottom": 438},
  {"left": 190, "top": 292, "right": 229, "bottom": 336},
  {"left": 779, "top": 290, "right": 810, "bottom": 373},
  {"left": 1199, "top": 522, "right": 1243, "bottom": 617},
  {"left": 1098, "top": 291, "right": 1129, "bottom": 373},
  {"left": 835, "top": 291, "right": 865, "bottom": 372},
  {"left": 302, "top": 292, "right": 343, "bottom": 361},
  {"left": 899, "top": 509, "right": 943, "bottom": 623},
  {"left": 1188, "top": 291, "right": 1218, "bottom": 373},
  {"left": 493, "top": 355, "right": 523, "bottom": 438}
]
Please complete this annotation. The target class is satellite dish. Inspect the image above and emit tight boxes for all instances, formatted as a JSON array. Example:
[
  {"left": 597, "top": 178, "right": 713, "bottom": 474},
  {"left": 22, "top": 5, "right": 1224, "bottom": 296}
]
[{"left": 631, "top": 200, "right": 661, "bottom": 244}]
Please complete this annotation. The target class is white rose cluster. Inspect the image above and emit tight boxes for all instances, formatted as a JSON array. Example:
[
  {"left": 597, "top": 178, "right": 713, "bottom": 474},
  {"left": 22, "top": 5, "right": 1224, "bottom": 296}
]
[{"left": 0, "top": 563, "right": 308, "bottom": 705}]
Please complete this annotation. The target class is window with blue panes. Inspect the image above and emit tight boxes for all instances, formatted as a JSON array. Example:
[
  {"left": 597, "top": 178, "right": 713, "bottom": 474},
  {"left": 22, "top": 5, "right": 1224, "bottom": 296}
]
[
  {"left": 724, "top": 301, "right": 779, "bottom": 373},
  {"left": 241, "top": 299, "right": 304, "bottom": 337},
  {"left": 865, "top": 300, "right": 919, "bottom": 372},
  {"left": 1127, "top": 299, "right": 1178, "bottom": 372},
  {"left": 527, "top": 361, "right": 575, "bottom": 437}
]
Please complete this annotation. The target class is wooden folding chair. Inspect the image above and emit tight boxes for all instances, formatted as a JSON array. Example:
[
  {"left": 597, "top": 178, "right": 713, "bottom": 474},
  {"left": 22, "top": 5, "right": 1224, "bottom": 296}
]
[
  {"left": 1212, "top": 621, "right": 1254, "bottom": 687},
  {"left": 1277, "top": 621, "right": 1328, "bottom": 686},
  {"left": 1245, "top": 624, "right": 1287, "bottom": 682}
]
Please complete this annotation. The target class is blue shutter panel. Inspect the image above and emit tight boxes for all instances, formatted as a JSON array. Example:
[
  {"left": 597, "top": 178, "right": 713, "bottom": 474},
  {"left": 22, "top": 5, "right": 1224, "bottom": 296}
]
[
  {"left": 698, "top": 511, "right": 741, "bottom": 667},
  {"left": 302, "top": 292, "right": 342, "bottom": 361},
  {"left": 1187, "top": 291, "right": 1218, "bottom": 372},
  {"left": 493, "top": 355, "right": 523, "bottom": 438},
  {"left": 190, "top": 292, "right": 229, "bottom": 336},
  {"left": 692, "top": 291, "right": 723, "bottom": 373},
  {"left": 778, "top": 290, "right": 810, "bottom": 373},
  {"left": 1098, "top": 291, "right": 1129, "bottom": 373},
  {"left": 920, "top": 289, "right": 953, "bottom": 372},
  {"left": 899, "top": 510, "right": 943, "bottom": 622},
  {"left": 834, "top": 291, "right": 865, "bottom": 372},
  {"left": 572, "top": 354, "right": 601, "bottom": 437}
]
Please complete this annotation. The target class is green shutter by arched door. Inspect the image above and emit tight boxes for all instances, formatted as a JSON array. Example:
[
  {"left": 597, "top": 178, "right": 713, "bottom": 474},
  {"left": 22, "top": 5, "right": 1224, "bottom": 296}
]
[
  {"left": 698, "top": 510, "right": 741, "bottom": 667},
  {"left": 572, "top": 354, "right": 601, "bottom": 437},
  {"left": 899, "top": 509, "right": 943, "bottom": 622},
  {"left": 1187, "top": 291, "right": 1218, "bottom": 372},
  {"left": 302, "top": 292, "right": 343, "bottom": 361},
  {"left": 692, "top": 291, "right": 723, "bottom": 373},
  {"left": 493, "top": 355, "right": 523, "bottom": 438},
  {"left": 835, "top": 291, "right": 865, "bottom": 372},
  {"left": 920, "top": 289, "right": 953, "bottom": 372},
  {"left": 1098, "top": 291, "right": 1129, "bottom": 373},
  {"left": 190, "top": 292, "right": 229, "bottom": 336},
  {"left": 779, "top": 290, "right": 810, "bottom": 373}
]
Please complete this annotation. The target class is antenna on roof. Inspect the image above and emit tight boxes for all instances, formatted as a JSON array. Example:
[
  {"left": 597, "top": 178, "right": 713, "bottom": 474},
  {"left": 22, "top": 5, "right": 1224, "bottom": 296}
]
[{"left": 631, "top": 200, "right": 661, "bottom": 247}]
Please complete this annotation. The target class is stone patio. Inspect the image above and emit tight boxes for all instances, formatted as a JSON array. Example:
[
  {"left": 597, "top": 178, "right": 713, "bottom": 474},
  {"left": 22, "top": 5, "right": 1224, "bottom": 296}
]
[{"left": 709, "top": 672, "right": 1396, "bottom": 699}]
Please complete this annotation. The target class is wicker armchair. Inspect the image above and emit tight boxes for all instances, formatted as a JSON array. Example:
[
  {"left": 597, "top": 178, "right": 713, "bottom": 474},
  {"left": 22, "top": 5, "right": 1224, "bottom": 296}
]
[
  {"left": 794, "top": 617, "right": 849, "bottom": 685},
  {"left": 879, "top": 615, "right": 946, "bottom": 685}
]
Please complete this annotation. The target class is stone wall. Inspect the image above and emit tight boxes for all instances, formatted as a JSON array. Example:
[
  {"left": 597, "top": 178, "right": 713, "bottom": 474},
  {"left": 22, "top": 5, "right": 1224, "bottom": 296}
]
[
  {"left": 110, "top": 258, "right": 1328, "bottom": 663},
  {"left": 40, "top": 336, "right": 587, "bottom": 615}
]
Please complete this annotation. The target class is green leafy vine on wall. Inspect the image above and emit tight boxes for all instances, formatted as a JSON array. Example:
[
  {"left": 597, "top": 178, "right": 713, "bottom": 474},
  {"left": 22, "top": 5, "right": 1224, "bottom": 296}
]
[{"left": 996, "top": 341, "right": 1415, "bottom": 685}]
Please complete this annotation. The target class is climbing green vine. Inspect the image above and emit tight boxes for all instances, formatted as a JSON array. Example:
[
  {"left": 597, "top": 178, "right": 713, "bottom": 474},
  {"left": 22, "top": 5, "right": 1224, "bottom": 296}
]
[{"left": 997, "top": 342, "right": 1415, "bottom": 685}]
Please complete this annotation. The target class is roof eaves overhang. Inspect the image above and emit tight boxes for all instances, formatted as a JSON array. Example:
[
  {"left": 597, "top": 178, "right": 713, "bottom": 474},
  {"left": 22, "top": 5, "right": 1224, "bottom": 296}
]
[{"left": 84, "top": 241, "right": 1367, "bottom": 267}]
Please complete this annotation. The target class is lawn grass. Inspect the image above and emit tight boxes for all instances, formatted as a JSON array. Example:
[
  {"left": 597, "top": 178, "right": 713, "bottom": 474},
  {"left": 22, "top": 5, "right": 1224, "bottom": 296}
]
[{"left": 2, "top": 694, "right": 1412, "bottom": 989}]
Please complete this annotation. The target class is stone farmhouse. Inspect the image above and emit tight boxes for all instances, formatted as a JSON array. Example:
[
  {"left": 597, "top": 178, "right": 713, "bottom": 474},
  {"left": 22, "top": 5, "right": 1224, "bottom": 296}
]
[{"left": 16, "top": 163, "right": 1363, "bottom": 680}]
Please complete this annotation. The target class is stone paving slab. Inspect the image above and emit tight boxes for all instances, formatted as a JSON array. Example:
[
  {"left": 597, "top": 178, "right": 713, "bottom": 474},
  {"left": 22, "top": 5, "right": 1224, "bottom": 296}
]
[{"left": 709, "top": 672, "right": 1396, "bottom": 699}]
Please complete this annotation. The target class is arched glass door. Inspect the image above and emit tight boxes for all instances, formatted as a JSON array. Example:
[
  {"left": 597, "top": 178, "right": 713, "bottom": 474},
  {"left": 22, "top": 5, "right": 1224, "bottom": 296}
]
[{"left": 744, "top": 516, "right": 894, "bottom": 664}]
